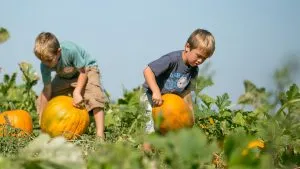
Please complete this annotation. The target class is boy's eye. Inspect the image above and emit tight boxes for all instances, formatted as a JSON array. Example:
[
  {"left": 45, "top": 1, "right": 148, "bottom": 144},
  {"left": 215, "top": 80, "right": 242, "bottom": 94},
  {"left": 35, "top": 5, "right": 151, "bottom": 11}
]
[
  {"left": 197, "top": 54, "right": 209, "bottom": 60},
  {"left": 197, "top": 55, "right": 204, "bottom": 59},
  {"left": 45, "top": 58, "right": 54, "bottom": 62}
]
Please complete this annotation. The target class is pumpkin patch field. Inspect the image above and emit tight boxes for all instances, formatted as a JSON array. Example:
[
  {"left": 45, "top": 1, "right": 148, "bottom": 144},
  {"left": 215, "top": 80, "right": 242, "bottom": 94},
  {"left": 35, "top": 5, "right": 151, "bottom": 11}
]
[{"left": 0, "top": 62, "right": 299, "bottom": 169}]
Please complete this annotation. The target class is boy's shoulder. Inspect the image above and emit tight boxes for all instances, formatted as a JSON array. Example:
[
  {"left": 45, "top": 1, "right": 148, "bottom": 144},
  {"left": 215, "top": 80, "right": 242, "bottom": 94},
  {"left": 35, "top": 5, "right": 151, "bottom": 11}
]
[
  {"left": 161, "top": 50, "right": 182, "bottom": 61},
  {"left": 60, "top": 41, "right": 77, "bottom": 48},
  {"left": 60, "top": 41, "right": 84, "bottom": 55},
  {"left": 164, "top": 50, "right": 182, "bottom": 57}
]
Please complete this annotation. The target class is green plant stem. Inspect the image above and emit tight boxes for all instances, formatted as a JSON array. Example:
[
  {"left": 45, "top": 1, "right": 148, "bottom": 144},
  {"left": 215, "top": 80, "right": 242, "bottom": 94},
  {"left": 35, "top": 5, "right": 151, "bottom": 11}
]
[
  {"left": 275, "top": 98, "right": 300, "bottom": 116},
  {"left": 128, "top": 118, "right": 138, "bottom": 134}
]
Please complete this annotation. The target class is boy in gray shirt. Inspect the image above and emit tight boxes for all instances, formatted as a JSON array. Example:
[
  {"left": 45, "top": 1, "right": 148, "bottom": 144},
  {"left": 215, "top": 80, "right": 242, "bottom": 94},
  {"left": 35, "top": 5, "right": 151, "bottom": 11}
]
[{"left": 143, "top": 28, "right": 216, "bottom": 133}]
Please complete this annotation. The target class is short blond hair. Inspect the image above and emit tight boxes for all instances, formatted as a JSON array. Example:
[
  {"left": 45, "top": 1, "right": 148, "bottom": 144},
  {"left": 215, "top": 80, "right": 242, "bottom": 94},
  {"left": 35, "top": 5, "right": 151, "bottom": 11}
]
[
  {"left": 187, "top": 29, "right": 215, "bottom": 57},
  {"left": 34, "top": 32, "right": 60, "bottom": 61}
]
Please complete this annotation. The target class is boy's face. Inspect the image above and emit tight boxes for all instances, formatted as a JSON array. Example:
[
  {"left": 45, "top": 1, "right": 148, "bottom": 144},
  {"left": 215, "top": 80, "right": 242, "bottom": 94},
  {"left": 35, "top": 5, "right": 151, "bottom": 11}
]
[
  {"left": 184, "top": 43, "right": 210, "bottom": 67},
  {"left": 42, "top": 48, "right": 61, "bottom": 68}
]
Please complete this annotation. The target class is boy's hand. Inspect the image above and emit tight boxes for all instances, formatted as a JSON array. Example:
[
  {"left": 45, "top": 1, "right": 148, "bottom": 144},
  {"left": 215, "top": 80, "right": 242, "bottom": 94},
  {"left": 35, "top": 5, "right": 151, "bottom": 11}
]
[
  {"left": 152, "top": 92, "right": 163, "bottom": 106},
  {"left": 73, "top": 92, "right": 84, "bottom": 108}
]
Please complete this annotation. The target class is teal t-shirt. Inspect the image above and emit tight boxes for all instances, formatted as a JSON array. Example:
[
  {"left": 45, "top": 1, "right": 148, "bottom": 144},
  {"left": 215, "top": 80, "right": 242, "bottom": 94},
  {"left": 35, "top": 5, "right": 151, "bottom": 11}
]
[{"left": 41, "top": 41, "right": 97, "bottom": 84}]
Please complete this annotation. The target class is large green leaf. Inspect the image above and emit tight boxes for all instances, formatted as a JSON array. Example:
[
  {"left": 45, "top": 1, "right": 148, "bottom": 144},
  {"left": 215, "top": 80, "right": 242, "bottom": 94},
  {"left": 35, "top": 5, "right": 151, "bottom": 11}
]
[
  {"left": 147, "top": 128, "right": 217, "bottom": 169},
  {"left": 20, "top": 134, "right": 85, "bottom": 169},
  {"left": 216, "top": 93, "right": 231, "bottom": 111}
]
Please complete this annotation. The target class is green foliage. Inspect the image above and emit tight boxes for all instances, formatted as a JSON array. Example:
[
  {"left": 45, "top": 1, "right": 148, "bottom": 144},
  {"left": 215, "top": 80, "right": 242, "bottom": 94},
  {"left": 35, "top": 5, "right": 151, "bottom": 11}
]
[
  {"left": 147, "top": 128, "right": 217, "bottom": 169},
  {"left": 256, "top": 84, "right": 300, "bottom": 167},
  {"left": 87, "top": 142, "right": 146, "bottom": 169},
  {"left": 195, "top": 91, "right": 266, "bottom": 142},
  {"left": 238, "top": 80, "right": 273, "bottom": 114},
  {"left": 0, "top": 62, "right": 39, "bottom": 114},
  {"left": 224, "top": 131, "right": 272, "bottom": 169},
  {"left": 216, "top": 93, "right": 231, "bottom": 111},
  {"left": 0, "top": 129, "right": 33, "bottom": 157},
  {"left": 0, "top": 27, "right": 9, "bottom": 44},
  {"left": 104, "top": 87, "right": 148, "bottom": 143},
  {"left": 193, "top": 63, "right": 214, "bottom": 105},
  {"left": 1, "top": 56, "right": 300, "bottom": 168},
  {"left": 273, "top": 55, "right": 300, "bottom": 93},
  {"left": 277, "top": 84, "right": 300, "bottom": 117},
  {"left": 0, "top": 134, "right": 85, "bottom": 169}
]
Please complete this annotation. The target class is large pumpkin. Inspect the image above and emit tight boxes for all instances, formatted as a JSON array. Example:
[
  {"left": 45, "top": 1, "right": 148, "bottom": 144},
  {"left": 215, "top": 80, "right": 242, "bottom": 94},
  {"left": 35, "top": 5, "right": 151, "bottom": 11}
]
[
  {"left": 0, "top": 110, "right": 33, "bottom": 136},
  {"left": 41, "top": 96, "right": 90, "bottom": 140},
  {"left": 152, "top": 94, "right": 194, "bottom": 134}
]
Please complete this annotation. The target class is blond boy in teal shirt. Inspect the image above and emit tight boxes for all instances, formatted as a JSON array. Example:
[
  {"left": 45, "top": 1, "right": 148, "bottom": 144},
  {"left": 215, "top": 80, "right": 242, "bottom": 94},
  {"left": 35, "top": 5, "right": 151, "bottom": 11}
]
[{"left": 34, "top": 32, "right": 106, "bottom": 138}]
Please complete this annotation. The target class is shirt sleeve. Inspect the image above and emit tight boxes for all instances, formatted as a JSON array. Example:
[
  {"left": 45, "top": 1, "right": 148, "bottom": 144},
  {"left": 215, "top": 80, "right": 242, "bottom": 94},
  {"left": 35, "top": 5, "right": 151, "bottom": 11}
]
[
  {"left": 71, "top": 49, "right": 86, "bottom": 69},
  {"left": 40, "top": 63, "right": 51, "bottom": 85},
  {"left": 148, "top": 54, "right": 174, "bottom": 76}
]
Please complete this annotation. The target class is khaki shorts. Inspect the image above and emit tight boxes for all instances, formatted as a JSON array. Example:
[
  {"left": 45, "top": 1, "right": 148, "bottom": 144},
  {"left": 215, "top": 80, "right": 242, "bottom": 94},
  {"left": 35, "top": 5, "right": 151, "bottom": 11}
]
[{"left": 38, "top": 67, "right": 107, "bottom": 112}]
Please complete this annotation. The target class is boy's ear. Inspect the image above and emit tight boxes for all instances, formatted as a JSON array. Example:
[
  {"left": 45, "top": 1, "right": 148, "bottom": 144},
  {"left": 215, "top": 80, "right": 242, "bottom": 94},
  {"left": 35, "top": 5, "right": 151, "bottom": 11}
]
[
  {"left": 57, "top": 48, "right": 62, "bottom": 55},
  {"left": 184, "top": 43, "right": 191, "bottom": 52}
]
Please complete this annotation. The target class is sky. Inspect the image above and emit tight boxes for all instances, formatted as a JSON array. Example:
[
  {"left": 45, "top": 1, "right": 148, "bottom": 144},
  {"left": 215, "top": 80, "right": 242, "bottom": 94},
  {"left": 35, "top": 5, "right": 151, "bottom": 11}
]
[{"left": 1, "top": 0, "right": 300, "bottom": 102}]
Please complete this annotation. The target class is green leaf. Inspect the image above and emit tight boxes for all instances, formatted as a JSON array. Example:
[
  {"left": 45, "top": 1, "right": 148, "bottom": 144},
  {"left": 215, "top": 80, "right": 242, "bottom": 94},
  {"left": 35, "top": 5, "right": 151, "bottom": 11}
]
[
  {"left": 0, "top": 27, "right": 10, "bottom": 44},
  {"left": 147, "top": 128, "right": 217, "bottom": 169},
  {"left": 286, "top": 84, "right": 300, "bottom": 101},
  {"left": 193, "top": 62, "right": 214, "bottom": 94},
  {"left": 216, "top": 93, "right": 231, "bottom": 111},
  {"left": 19, "top": 62, "right": 40, "bottom": 87},
  {"left": 238, "top": 80, "right": 271, "bottom": 110},
  {"left": 198, "top": 93, "right": 215, "bottom": 108},
  {"left": 232, "top": 113, "right": 246, "bottom": 126},
  {"left": 220, "top": 110, "right": 232, "bottom": 117}
]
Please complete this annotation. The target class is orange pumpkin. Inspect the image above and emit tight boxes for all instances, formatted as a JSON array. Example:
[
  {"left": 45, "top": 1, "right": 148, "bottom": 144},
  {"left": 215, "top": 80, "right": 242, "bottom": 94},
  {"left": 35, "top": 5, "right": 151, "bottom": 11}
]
[
  {"left": 40, "top": 96, "right": 90, "bottom": 140},
  {"left": 152, "top": 94, "right": 194, "bottom": 134},
  {"left": 0, "top": 110, "right": 33, "bottom": 136}
]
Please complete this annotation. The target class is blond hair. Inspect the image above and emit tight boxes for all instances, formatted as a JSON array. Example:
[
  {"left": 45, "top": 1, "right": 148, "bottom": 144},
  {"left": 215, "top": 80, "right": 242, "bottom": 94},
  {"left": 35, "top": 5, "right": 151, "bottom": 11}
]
[
  {"left": 187, "top": 29, "right": 215, "bottom": 57},
  {"left": 34, "top": 32, "right": 60, "bottom": 61}
]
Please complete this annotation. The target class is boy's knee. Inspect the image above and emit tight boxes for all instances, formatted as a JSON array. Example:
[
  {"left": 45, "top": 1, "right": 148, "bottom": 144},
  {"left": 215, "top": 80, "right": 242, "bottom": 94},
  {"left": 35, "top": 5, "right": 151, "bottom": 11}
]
[
  {"left": 92, "top": 107, "right": 104, "bottom": 114},
  {"left": 35, "top": 94, "right": 43, "bottom": 114}
]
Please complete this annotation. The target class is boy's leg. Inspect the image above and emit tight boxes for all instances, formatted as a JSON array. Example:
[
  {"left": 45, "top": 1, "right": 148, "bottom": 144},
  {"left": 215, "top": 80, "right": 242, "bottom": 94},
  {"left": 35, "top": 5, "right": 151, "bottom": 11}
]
[
  {"left": 140, "top": 93, "right": 155, "bottom": 153},
  {"left": 140, "top": 93, "right": 155, "bottom": 134},
  {"left": 35, "top": 94, "right": 42, "bottom": 124},
  {"left": 36, "top": 76, "right": 77, "bottom": 124},
  {"left": 92, "top": 107, "right": 105, "bottom": 138},
  {"left": 83, "top": 67, "right": 107, "bottom": 138}
]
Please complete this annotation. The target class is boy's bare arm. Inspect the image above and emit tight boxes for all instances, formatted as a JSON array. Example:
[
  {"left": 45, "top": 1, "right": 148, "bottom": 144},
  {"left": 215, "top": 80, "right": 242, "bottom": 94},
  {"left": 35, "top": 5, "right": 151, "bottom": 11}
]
[
  {"left": 39, "top": 84, "right": 51, "bottom": 115},
  {"left": 73, "top": 68, "right": 87, "bottom": 107},
  {"left": 182, "top": 90, "right": 195, "bottom": 123},
  {"left": 182, "top": 78, "right": 197, "bottom": 111},
  {"left": 143, "top": 66, "right": 162, "bottom": 106},
  {"left": 182, "top": 90, "right": 193, "bottom": 112}
]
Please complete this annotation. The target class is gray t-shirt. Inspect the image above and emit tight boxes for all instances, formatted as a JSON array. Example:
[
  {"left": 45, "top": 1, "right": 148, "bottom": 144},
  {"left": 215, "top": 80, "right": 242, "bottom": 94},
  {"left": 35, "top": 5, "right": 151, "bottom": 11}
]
[
  {"left": 41, "top": 41, "right": 97, "bottom": 84},
  {"left": 143, "top": 50, "right": 198, "bottom": 97}
]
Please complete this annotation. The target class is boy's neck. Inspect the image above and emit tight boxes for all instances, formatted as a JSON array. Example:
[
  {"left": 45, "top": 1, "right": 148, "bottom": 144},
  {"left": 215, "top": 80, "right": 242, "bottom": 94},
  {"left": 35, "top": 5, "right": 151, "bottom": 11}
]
[{"left": 181, "top": 50, "right": 189, "bottom": 66}]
